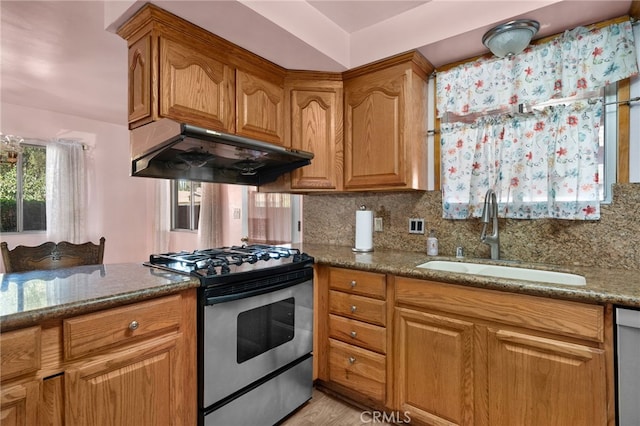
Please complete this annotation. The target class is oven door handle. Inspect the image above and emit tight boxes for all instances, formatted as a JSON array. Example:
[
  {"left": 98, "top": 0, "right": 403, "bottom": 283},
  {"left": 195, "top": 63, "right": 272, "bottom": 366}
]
[{"left": 203, "top": 276, "right": 311, "bottom": 305}]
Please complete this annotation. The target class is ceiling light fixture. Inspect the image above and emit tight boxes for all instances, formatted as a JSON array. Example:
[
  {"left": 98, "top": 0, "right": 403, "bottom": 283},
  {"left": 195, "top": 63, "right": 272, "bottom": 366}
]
[
  {"left": 0, "top": 134, "right": 24, "bottom": 165},
  {"left": 482, "top": 19, "right": 540, "bottom": 58}
]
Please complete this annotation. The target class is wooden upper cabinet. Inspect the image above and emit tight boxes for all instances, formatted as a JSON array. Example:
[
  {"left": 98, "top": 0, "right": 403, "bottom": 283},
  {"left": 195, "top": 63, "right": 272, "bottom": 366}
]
[
  {"left": 160, "top": 36, "right": 235, "bottom": 132},
  {"left": 343, "top": 52, "right": 433, "bottom": 191},
  {"left": 287, "top": 77, "right": 343, "bottom": 190},
  {"left": 117, "top": 4, "right": 285, "bottom": 134},
  {"left": 127, "top": 34, "right": 152, "bottom": 125},
  {"left": 236, "top": 70, "right": 284, "bottom": 145}
]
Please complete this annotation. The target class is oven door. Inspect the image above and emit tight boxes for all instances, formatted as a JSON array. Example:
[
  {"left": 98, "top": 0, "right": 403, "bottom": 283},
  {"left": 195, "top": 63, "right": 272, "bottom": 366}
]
[{"left": 201, "top": 278, "right": 313, "bottom": 409}]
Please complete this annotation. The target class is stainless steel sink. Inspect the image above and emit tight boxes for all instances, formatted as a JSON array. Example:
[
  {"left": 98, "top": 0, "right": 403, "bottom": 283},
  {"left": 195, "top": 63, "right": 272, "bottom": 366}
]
[{"left": 416, "top": 260, "right": 586, "bottom": 286}]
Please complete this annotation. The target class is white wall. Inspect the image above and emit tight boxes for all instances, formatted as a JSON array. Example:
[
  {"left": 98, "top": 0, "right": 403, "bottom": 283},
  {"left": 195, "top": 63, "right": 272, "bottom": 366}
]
[{"left": 0, "top": 103, "right": 154, "bottom": 269}]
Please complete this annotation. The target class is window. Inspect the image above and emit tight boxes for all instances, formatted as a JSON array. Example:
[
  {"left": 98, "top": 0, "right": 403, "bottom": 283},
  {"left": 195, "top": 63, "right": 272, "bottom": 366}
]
[
  {"left": 523, "top": 84, "right": 618, "bottom": 203},
  {"left": 436, "top": 20, "right": 636, "bottom": 220},
  {"left": 172, "top": 180, "right": 201, "bottom": 231},
  {"left": 0, "top": 144, "right": 46, "bottom": 233},
  {"left": 170, "top": 181, "right": 301, "bottom": 245}
]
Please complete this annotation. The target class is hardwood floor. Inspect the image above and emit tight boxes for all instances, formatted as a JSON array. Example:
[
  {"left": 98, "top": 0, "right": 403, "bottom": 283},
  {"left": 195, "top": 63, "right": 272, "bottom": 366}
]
[{"left": 281, "top": 388, "right": 393, "bottom": 426}]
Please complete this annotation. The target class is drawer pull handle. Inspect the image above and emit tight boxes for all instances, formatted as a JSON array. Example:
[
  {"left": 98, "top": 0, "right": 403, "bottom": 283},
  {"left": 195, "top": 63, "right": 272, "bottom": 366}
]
[
  {"left": 350, "top": 280, "right": 357, "bottom": 288},
  {"left": 128, "top": 320, "right": 139, "bottom": 331},
  {"left": 350, "top": 305, "right": 357, "bottom": 313},
  {"left": 348, "top": 357, "right": 356, "bottom": 364},
  {"left": 350, "top": 331, "right": 357, "bottom": 338}
]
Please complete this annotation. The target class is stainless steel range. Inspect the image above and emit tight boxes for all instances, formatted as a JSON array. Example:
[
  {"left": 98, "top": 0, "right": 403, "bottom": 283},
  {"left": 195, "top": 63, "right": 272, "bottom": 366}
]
[{"left": 145, "top": 245, "right": 314, "bottom": 426}]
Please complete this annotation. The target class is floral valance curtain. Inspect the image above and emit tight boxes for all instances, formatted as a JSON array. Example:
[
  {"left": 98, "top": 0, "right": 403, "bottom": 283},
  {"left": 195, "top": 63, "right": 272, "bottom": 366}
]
[
  {"left": 441, "top": 102, "right": 602, "bottom": 220},
  {"left": 437, "top": 19, "right": 638, "bottom": 220},
  {"left": 437, "top": 20, "right": 638, "bottom": 118}
]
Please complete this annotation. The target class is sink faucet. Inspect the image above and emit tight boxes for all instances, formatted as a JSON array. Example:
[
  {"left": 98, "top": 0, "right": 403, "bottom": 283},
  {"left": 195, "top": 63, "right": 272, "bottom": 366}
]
[{"left": 480, "top": 189, "right": 500, "bottom": 260}]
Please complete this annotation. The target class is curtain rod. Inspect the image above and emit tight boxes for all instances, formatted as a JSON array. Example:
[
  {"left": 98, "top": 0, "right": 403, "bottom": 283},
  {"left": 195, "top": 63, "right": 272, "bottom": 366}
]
[
  {"left": 23, "top": 137, "right": 89, "bottom": 150},
  {"left": 589, "top": 96, "right": 640, "bottom": 106}
]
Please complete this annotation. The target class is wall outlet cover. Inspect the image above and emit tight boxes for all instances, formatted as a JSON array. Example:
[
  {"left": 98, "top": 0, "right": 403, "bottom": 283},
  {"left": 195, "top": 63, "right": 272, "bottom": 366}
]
[{"left": 409, "top": 218, "right": 425, "bottom": 234}]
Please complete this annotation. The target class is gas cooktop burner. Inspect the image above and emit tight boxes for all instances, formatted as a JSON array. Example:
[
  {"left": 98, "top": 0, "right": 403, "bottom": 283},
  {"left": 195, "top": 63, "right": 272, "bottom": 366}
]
[{"left": 144, "top": 244, "right": 313, "bottom": 286}]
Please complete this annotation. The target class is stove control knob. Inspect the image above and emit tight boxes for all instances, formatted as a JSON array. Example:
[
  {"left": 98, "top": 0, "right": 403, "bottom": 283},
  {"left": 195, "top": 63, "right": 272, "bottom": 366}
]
[
  {"left": 350, "top": 280, "right": 357, "bottom": 288},
  {"left": 350, "top": 331, "right": 357, "bottom": 338},
  {"left": 350, "top": 305, "right": 357, "bottom": 313},
  {"left": 129, "top": 320, "right": 139, "bottom": 331}
]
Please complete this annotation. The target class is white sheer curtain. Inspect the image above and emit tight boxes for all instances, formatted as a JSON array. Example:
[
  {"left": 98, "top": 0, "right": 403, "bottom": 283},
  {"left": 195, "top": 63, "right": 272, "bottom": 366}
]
[
  {"left": 46, "top": 139, "right": 87, "bottom": 243},
  {"left": 153, "top": 180, "right": 171, "bottom": 253},
  {"left": 197, "top": 183, "right": 222, "bottom": 249},
  {"left": 248, "top": 190, "right": 291, "bottom": 244}
]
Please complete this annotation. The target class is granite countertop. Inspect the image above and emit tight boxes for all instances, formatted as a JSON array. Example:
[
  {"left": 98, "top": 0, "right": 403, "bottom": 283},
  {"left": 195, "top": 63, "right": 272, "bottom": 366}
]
[
  {"left": 0, "top": 263, "right": 200, "bottom": 331},
  {"left": 3, "top": 245, "right": 638, "bottom": 332},
  {"left": 301, "top": 243, "right": 640, "bottom": 308}
]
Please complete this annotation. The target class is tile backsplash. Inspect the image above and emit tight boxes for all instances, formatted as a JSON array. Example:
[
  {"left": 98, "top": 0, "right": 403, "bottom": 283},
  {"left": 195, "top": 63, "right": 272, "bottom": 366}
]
[{"left": 303, "top": 183, "right": 640, "bottom": 270}]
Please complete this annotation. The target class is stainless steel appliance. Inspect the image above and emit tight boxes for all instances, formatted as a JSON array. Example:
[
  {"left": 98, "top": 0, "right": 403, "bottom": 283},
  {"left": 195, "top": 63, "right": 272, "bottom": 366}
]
[
  {"left": 145, "top": 245, "right": 314, "bottom": 426},
  {"left": 130, "top": 118, "right": 313, "bottom": 185},
  {"left": 616, "top": 307, "right": 640, "bottom": 426}
]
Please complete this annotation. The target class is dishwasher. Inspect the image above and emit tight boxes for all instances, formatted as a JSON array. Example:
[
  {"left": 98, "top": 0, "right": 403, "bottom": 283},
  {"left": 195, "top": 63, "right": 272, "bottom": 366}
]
[{"left": 616, "top": 307, "right": 640, "bottom": 426}]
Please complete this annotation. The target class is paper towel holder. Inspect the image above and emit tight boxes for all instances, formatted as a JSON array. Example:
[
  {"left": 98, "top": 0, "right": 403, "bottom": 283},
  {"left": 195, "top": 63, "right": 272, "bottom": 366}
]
[{"left": 352, "top": 205, "right": 374, "bottom": 253}]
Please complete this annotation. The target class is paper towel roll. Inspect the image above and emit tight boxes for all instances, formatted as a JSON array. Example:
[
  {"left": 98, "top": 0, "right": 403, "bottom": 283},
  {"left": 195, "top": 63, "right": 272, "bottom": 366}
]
[{"left": 353, "top": 209, "right": 374, "bottom": 252}]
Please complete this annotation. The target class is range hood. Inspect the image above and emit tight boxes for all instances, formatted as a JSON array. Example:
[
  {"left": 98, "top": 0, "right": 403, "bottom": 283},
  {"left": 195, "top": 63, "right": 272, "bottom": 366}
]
[{"left": 130, "top": 119, "right": 313, "bottom": 185}]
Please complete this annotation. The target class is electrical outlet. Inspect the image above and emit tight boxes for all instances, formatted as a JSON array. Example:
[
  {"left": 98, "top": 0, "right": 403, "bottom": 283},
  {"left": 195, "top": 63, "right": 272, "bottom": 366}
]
[
  {"left": 233, "top": 208, "right": 241, "bottom": 219},
  {"left": 374, "top": 217, "right": 383, "bottom": 232},
  {"left": 409, "top": 218, "right": 425, "bottom": 234}
]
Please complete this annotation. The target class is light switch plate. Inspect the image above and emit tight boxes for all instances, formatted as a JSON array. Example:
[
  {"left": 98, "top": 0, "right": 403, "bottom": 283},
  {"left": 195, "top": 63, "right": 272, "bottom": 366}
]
[{"left": 374, "top": 217, "right": 383, "bottom": 232}]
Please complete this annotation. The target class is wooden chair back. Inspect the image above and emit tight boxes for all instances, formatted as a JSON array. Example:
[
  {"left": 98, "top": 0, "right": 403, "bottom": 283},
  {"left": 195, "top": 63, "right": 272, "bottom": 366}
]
[{"left": 1, "top": 237, "right": 105, "bottom": 273}]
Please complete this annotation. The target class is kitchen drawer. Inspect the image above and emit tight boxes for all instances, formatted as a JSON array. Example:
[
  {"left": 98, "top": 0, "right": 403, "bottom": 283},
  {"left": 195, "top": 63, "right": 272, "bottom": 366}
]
[
  {"left": 0, "top": 326, "right": 41, "bottom": 381},
  {"left": 328, "top": 338, "right": 385, "bottom": 402},
  {"left": 329, "top": 314, "right": 386, "bottom": 354},
  {"left": 63, "top": 294, "right": 182, "bottom": 360},
  {"left": 329, "top": 267, "right": 386, "bottom": 300},
  {"left": 395, "top": 277, "right": 604, "bottom": 342},
  {"left": 330, "top": 290, "right": 386, "bottom": 326}
]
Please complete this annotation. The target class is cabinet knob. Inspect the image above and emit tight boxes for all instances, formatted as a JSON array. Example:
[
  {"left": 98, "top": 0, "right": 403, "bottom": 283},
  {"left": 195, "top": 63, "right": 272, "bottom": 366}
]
[
  {"left": 350, "top": 305, "right": 357, "bottom": 313},
  {"left": 350, "top": 280, "right": 357, "bottom": 288},
  {"left": 128, "top": 320, "right": 139, "bottom": 331},
  {"left": 348, "top": 357, "right": 356, "bottom": 364},
  {"left": 350, "top": 330, "right": 357, "bottom": 338}
]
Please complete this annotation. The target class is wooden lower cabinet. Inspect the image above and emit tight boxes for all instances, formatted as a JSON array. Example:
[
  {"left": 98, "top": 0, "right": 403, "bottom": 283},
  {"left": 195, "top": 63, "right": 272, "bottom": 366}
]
[
  {"left": 317, "top": 266, "right": 391, "bottom": 409},
  {"left": 394, "top": 276, "right": 612, "bottom": 426},
  {"left": 0, "top": 289, "right": 196, "bottom": 426},
  {"left": 65, "top": 334, "right": 182, "bottom": 426},
  {"left": 486, "top": 328, "right": 607, "bottom": 426},
  {"left": 0, "top": 381, "right": 40, "bottom": 426},
  {"left": 395, "top": 307, "right": 475, "bottom": 426}
]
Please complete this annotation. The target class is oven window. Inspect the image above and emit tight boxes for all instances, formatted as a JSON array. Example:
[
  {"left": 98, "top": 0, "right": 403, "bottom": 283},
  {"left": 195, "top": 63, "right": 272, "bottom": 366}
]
[{"left": 237, "top": 297, "right": 295, "bottom": 363}]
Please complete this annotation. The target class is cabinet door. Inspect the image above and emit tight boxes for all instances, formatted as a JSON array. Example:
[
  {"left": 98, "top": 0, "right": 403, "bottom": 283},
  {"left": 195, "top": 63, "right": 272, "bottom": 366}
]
[
  {"left": 236, "top": 70, "right": 284, "bottom": 145},
  {"left": 127, "top": 34, "right": 152, "bottom": 125},
  {"left": 344, "top": 69, "right": 406, "bottom": 189},
  {"left": 289, "top": 86, "right": 342, "bottom": 190},
  {"left": 65, "top": 334, "right": 183, "bottom": 426},
  {"left": 395, "top": 307, "right": 475, "bottom": 426},
  {"left": 160, "top": 36, "right": 235, "bottom": 131},
  {"left": 0, "top": 381, "right": 40, "bottom": 426},
  {"left": 487, "top": 328, "right": 607, "bottom": 426}
]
